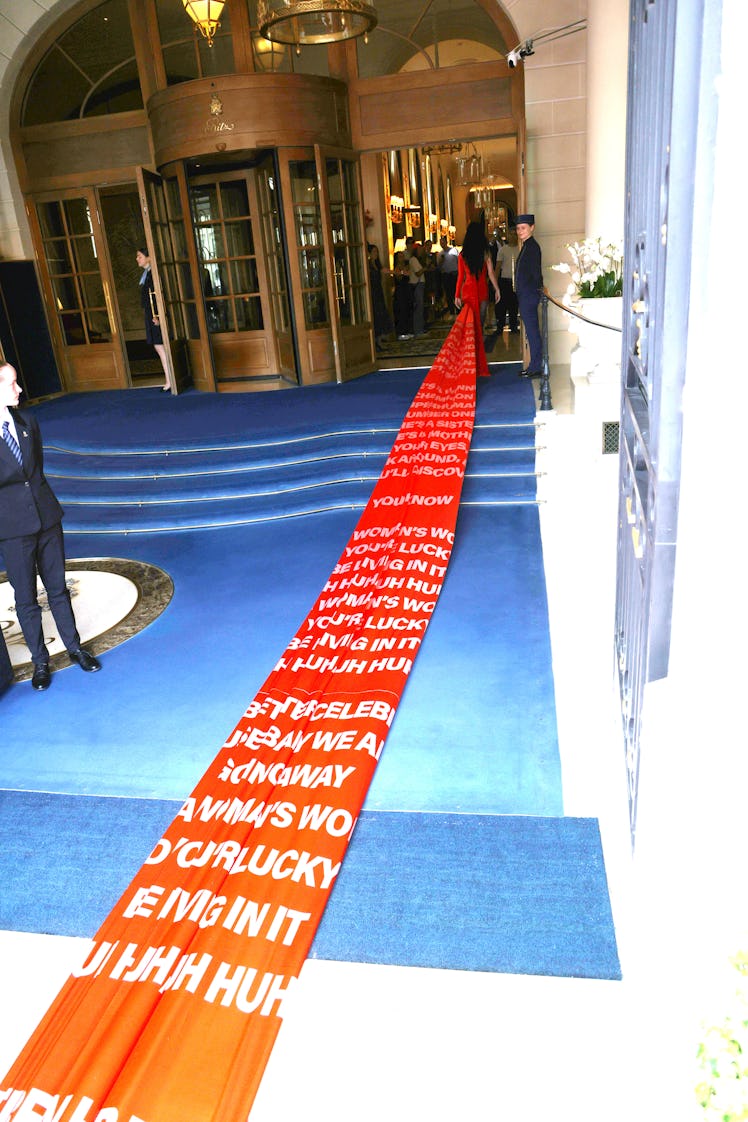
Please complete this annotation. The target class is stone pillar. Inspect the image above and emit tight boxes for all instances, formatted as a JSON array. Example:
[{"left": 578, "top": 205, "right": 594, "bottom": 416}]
[{"left": 585, "top": 0, "right": 629, "bottom": 242}]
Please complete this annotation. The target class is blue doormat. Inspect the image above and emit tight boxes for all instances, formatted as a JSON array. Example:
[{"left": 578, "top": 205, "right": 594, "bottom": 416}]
[{"left": 0, "top": 791, "right": 620, "bottom": 980}]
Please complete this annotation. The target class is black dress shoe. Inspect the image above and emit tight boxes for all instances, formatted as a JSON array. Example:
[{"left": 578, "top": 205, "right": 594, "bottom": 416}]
[
  {"left": 32, "top": 663, "right": 51, "bottom": 691},
  {"left": 519, "top": 369, "right": 542, "bottom": 378},
  {"left": 68, "top": 648, "right": 101, "bottom": 672}
]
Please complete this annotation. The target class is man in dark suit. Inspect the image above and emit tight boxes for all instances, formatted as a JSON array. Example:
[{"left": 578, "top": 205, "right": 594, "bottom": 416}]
[
  {"left": 514, "top": 214, "right": 544, "bottom": 377},
  {"left": 0, "top": 362, "right": 100, "bottom": 690}
]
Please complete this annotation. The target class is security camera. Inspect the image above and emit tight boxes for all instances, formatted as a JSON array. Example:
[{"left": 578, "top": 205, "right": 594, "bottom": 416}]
[{"left": 507, "top": 39, "right": 535, "bottom": 67}]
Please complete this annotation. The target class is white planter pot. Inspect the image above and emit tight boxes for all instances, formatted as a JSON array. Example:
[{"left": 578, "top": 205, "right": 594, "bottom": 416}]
[{"left": 568, "top": 296, "right": 624, "bottom": 384}]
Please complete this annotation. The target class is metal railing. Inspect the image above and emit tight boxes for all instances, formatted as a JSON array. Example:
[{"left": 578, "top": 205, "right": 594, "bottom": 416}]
[{"left": 537, "top": 288, "right": 623, "bottom": 412}]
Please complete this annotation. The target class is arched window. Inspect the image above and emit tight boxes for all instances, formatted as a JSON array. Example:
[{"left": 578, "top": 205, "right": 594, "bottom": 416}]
[
  {"left": 22, "top": 0, "right": 142, "bottom": 125},
  {"left": 356, "top": 0, "right": 507, "bottom": 78}
]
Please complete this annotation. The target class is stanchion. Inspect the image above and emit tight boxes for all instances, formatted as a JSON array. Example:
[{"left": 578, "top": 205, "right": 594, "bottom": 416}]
[{"left": 539, "top": 291, "right": 553, "bottom": 411}]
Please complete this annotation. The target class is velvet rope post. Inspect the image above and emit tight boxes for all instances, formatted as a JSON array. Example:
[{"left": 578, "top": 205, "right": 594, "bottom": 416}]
[{"left": 1, "top": 306, "right": 483, "bottom": 1122}]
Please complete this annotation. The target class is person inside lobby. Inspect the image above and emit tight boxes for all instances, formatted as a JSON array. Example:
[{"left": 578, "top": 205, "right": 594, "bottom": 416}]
[{"left": 136, "top": 248, "right": 171, "bottom": 393}]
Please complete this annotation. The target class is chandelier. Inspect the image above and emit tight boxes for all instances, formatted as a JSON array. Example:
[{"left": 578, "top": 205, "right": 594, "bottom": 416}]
[
  {"left": 422, "top": 141, "right": 463, "bottom": 157},
  {"left": 257, "top": 0, "right": 377, "bottom": 46},
  {"left": 455, "top": 142, "right": 483, "bottom": 187},
  {"left": 182, "top": 0, "right": 225, "bottom": 46}
]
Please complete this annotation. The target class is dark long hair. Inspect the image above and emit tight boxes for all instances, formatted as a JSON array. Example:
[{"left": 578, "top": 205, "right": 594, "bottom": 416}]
[{"left": 460, "top": 221, "right": 488, "bottom": 278}]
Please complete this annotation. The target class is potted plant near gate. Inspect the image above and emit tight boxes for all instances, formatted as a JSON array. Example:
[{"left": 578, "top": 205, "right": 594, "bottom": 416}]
[{"left": 552, "top": 237, "right": 624, "bottom": 383}]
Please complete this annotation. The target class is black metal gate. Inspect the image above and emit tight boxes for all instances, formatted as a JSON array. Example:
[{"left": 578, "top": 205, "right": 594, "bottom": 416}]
[{"left": 616, "top": 0, "right": 705, "bottom": 842}]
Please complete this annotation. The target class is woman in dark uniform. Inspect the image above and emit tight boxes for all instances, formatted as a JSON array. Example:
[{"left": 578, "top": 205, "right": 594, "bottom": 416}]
[{"left": 136, "top": 248, "right": 171, "bottom": 392}]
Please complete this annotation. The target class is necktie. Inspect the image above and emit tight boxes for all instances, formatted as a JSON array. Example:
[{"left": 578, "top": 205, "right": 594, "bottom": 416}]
[{"left": 2, "top": 420, "right": 24, "bottom": 469}]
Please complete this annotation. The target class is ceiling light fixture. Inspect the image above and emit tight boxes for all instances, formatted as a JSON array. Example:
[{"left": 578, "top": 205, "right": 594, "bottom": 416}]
[
  {"left": 182, "top": 1, "right": 225, "bottom": 46},
  {"left": 257, "top": 0, "right": 377, "bottom": 46}
]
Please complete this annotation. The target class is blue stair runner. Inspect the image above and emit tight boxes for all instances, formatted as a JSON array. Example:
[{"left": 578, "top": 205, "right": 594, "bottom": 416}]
[{"left": 45, "top": 421, "right": 539, "bottom": 532}]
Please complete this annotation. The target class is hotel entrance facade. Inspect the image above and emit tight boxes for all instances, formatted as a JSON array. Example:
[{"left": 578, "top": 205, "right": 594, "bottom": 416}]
[{"left": 6, "top": 0, "right": 524, "bottom": 395}]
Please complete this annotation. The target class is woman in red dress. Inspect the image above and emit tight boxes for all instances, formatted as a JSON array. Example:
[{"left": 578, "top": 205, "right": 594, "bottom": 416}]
[{"left": 454, "top": 221, "right": 499, "bottom": 377}]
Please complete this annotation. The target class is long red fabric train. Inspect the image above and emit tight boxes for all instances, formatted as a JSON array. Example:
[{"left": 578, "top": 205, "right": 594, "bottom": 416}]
[{"left": 1, "top": 304, "right": 488, "bottom": 1122}]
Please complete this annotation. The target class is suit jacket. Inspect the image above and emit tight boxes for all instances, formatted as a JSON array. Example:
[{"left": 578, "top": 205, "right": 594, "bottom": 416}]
[
  {"left": 515, "top": 236, "right": 543, "bottom": 299},
  {"left": 0, "top": 408, "right": 64, "bottom": 542}
]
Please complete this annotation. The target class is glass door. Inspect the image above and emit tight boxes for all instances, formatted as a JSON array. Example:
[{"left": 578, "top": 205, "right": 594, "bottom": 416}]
[
  {"left": 315, "top": 146, "right": 375, "bottom": 382},
  {"left": 30, "top": 190, "right": 127, "bottom": 392},
  {"left": 187, "top": 167, "right": 291, "bottom": 389},
  {"left": 255, "top": 154, "right": 296, "bottom": 381},
  {"left": 137, "top": 168, "right": 193, "bottom": 394},
  {"left": 277, "top": 148, "right": 334, "bottom": 385},
  {"left": 277, "top": 147, "right": 375, "bottom": 385}
]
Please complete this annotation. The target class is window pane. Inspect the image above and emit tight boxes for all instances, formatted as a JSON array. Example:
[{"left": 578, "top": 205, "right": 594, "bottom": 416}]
[
  {"left": 184, "top": 302, "right": 200, "bottom": 338},
  {"left": 196, "top": 225, "right": 226, "bottom": 262},
  {"left": 231, "top": 258, "right": 259, "bottom": 294},
  {"left": 52, "top": 276, "right": 80, "bottom": 312},
  {"left": 80, "top": 274, "right": 105, "bottom": 309},
  {"left": 191, "top": 185, "right": 220, "bottom": 222},
  {"left": 84, "top": 59, "right": 143, "bottom": 118},
  {"left": 206, "top": 299, "right": 231, "bottom": 333},
  {"left": 289, "top": 161, "right": 317, "bottom": 205},
  {"left": 220, "top": 181, "right": 250, "bottom": 219},
  {"left": 203, "top": 261, "right": 229, "bottom": 295},
  {"left": 302, "top": 291, "right": 328, "bottom": 327},
  {"left": 347, "top": 241, "right": 366, "bottom": 287},
  {"left": 86, "top": 310, "right": 112, "bottom": 341},
  {"left": 38, "top": 203, "right": 65, "bottom": 240},
  {"left": 23, "top": 0, "right": 139, "bottom": 124},
  {"left": 346, "top": 205, "right": 362, "bottom": 245},
  {"left": 197, "top": 32, "right": 234, "bottom": 77},
  {"left": 326, "top": 159, "right": 343, "bottom": 202},
  {"left": 330, "top": 205, "right": 345, "bottom": 245},
  {"left": 59, "top": 312, "right": 85, "bottom": 346},
  {"left": 162, "top": 40, "right": 199, "bottom": 84},
  {"left": 235, "top": 296, "right": 263, "bottom": 331},
  {"left": 23, "top": 50, "right": 90, "bottom": 125},
  {"left": 63, "top": 199, "right": 94, "bottom": 237},
  {"left": 225, "top": 220, "right": 254, "bottom": 257},
  {"left": 299, "top": 249, "right": 325, "bottom": 289},
  {"left": 70, "top": 237, "right": 98, "bottom": 272},
  {"left": 44, "top": 240, "right": 72, "bottom": 275},
  {"left": 178, "top": 261, "right": 196, "bottom": 299},
  {"left": 352, "top": 283, "right": 368, "bottom": 323}
]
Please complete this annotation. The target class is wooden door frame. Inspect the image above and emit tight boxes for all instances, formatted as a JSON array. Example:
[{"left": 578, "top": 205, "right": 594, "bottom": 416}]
[
  {"left": 26, "top": 185, "right": 129, "bottom": 392},
  {"left": 168, "top": 162, "right": 217, "bottom": 393},
  {"left": 136, "top": 163, "right": 181, "bottom": 394},
  {"left": 276, "top": 145, "right": 336, "bottom": 386},
  {"left": 315, "top": 143, "right": 376, "bottom": 383}
]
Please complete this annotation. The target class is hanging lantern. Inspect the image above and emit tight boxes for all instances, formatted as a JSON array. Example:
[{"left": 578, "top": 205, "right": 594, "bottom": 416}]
[
  {"left": 252, "top": 33, "right": 287, "bottom": 70},
  {"left": 257, "top": 0, "right": 377, "bottom": 46},
  {"left": 182, "top": 0, "right": 225, "bottom": 46},
  {"left": 455, "top": 142, "right": 483, "bottom": 188}
]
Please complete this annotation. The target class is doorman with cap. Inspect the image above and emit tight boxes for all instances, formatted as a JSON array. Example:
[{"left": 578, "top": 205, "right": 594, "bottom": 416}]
[{"left": 514, "top": 213, "right": 544, "bottom": 377}]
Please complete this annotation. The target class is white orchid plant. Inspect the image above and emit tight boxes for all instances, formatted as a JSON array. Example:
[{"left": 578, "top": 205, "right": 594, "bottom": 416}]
[{"left": 552, "top": 236, "right": 624, "bottom": 300}]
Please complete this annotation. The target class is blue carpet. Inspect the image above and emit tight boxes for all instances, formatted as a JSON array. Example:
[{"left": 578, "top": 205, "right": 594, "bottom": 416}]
[
  {"left": 32, "top": 367, "right": 530, "bottom": 449},
  {"left": 0, "top": 370, "right": 615, "bottom": 981},
  {"left": 313, "top": 811, "right": 621, "bottom": 979},
  {"left": 0, "top": 506, "right": 562, "bottom": 816},
  {"left": 0, "top": 792, "right": 620, "bottom": 980}
]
